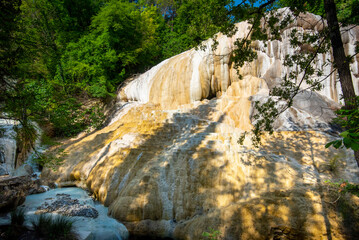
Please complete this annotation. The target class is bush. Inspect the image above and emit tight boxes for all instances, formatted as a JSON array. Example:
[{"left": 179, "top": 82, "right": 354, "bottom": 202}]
[
  {"left": 11, "top": 208, "right": 25, "bottom": 226},
  {"left": 202, "top": 228, "right": 222, "bottom": 240},
  {"left": 33, "top": 148, "right": 67, "bottom": 171},
  {"left": 328, "top": 155, "right": 340, "bottom": 173},
  {"left": 326, "top": 96, "right": 359, "bottom": 152},
  {"left": 325, "top": 179, "right": 359, "bottom": 197},
  {"left": 31, "top": 214, "right": 75, "bottom": 239}
]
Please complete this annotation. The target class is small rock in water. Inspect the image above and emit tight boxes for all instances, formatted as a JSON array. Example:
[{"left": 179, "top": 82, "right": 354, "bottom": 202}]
[
  {"left": 0, "top": 175, "right": 32, "bottom": 212},
  {"left": 36, "top": 193, "right": 99, "bottom": 218},
  {"left": 40, "top": 185, "right": 50, "bottom": 191}
]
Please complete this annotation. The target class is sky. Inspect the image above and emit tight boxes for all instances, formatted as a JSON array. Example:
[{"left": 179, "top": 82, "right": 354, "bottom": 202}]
[{"left": 234, "top": 0, "right": 262, "bottom": 7}]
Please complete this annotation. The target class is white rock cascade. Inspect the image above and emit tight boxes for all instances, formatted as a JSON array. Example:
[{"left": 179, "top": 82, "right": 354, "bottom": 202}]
[
  {"left": 0, "top": 119, "right": 18, "bottom": 175},
  {"left": 119, "top": 8, "right": 359, "bottom": 109},
  {"left": 40, "top": 9, "right": 359, "bottom": 240},
  {"left": 0, "top": 119, "right": 45, "bottom": 177}
]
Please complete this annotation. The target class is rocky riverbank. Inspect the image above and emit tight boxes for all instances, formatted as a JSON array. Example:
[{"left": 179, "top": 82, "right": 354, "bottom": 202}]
[
  {"left": 0, "top": 118, "right": 130, "bottom": 240},
  {"left": 0, "top": 187, "right": 129, "bottom": 240},
  {"left": 0, "top": 175, "right": 47, "bottom": 212}
]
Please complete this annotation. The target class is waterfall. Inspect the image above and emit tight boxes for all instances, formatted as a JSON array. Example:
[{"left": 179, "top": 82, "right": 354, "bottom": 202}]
[
  {"left": 0, "top": 119, "right": 44, "bottom": 177},
  {"left": 0, "top": 119, "right": 18, "bottom": 175}
]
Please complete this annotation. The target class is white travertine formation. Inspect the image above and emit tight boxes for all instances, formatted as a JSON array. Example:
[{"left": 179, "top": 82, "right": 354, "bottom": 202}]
[
  {"left": 0, "top": 119, "right": 18, "bottom": 175},
  {"left": 42, "top": 10, "right": 359, "bottom": 240},
  {"left": 120, "top": 9, "right": 358, "bottom": 108}
]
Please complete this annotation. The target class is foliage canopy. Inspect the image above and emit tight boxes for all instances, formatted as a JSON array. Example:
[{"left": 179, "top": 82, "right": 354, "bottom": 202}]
[{"left": 0, "top": 0, "right": 358, "bottom": 167}]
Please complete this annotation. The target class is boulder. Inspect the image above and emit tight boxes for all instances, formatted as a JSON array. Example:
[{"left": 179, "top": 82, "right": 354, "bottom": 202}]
[
  {"left": 12, "top": 164, "right": 33, "bottom": 177},
  {"left": 0, "top": 175, "right": 32, "bottom": 212},
  {"left": 0, "top": 175, "right": 47, "bottom": 212}
]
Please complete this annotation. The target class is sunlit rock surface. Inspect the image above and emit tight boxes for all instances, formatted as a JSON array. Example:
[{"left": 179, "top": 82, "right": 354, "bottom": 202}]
[
  {"left": 42, "top": 9, "right": 359, "bottom": 239},
  {"left": 119, "top": 9, "right": 359, "bottom": 108},
  {"left": 42, "top": 100, "right": 359, "bottom": 239}
]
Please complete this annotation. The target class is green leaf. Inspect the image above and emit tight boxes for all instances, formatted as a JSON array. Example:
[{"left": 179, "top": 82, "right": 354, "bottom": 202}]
[
  {"left": 343, "top": 137, "right": 353, "bottom": 148},
  {"left": 325, "top": 141, "right": 334, "bottom": 148},
  {"left": 348, "top": 132, "right": 359, "bottom": 138},
  {"left": 333, "top": 140, "right": 343, "bottom": 149},
  {"left": 340, "top": 131, "right": 349, "bottom": 138},
  {"left": 351, "top": 142, "right": 359, "bottom": 151}
]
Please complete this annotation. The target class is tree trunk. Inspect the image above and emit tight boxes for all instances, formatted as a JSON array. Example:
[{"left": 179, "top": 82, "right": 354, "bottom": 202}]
[
  {"left": 355, "top": 150, "right": 359, "bottom": 165},
  {"left": 323, "top": 0, "right": 359, "bottom": 167}
]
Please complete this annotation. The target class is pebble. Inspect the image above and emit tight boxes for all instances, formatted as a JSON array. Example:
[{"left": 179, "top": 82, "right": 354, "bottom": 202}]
[{"left": 36, "top": 193, "right": 99, "bottom": 218}]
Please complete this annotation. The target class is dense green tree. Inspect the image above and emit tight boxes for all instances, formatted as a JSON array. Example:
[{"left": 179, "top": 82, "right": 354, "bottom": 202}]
[
  {"left": 59, "top": 0, "right": 163, "bottom": 98},
  {"left": 0, "top": 0, "right": 39, "bottom": 152},
  {"left": 0, "top": 0, "right": 22, "bottom": 97},
  {"left": 0, "top": 0, "right": 104, "bottom": 137},
  {"left": 138, "top": 0, "right": 177, "bottom": 20},
  {"left": 138, "top": 0, "right": 236, "bottom": 58}
]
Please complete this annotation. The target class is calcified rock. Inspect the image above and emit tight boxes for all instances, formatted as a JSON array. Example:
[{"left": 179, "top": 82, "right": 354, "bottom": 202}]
[
  {"left": 41, "top": 100, "right": 359, "bottom": 239},
  {"left": 0, "top": 119, "right": 18, "bottom": 175},
  {"left": 119, "top": 9, "right": 359, "bottom": 108},
  {"left": 0, "top": 119, "right": 41, "bottom": 176},
  {"left": 42, "top": 9, "right": 359, "bottom": 240}
]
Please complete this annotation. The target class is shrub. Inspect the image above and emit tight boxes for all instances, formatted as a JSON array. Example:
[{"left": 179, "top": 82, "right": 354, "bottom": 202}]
[
  {"left": 202, "top": 228, "right": 222, "bottom": 240},
  {"left": 11, "top": 208, "right": 25, "bottom": 226},
  {"left": 328, "top": 155, "right": 340, "bottom": 173},
  {"left": 325, "top": 179, "right": 359, "bottom": 197},
  {"left": 33, "top": 148, "right": 67, "bottom": 171},
  {"left": 31, "top": 214, "right": 75, "bottom": 239}
]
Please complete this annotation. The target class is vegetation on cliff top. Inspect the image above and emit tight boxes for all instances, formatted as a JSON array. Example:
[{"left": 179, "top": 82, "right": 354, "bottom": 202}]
[
  {"left": 0, "top": 0, "right": 358, "bottom": 163},
  {"left": 0, "top": 0, "right": 235, "bottom": 138}
]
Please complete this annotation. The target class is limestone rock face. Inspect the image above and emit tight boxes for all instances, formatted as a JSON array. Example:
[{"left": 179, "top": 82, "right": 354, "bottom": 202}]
[
  {"left": 42, "top": 99, "right": 359, "bottom": 239},
  {"left": 119, "top": 9, "right": 359, "bottom": 108},
  {"left": 0, "top": 119, "right": 40, "bottom": 176},
  {"left": 42, "top": 9, "right": 359, "bottom": 240}
]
